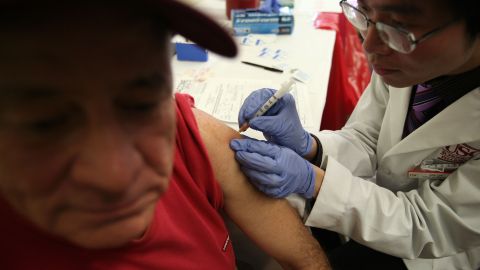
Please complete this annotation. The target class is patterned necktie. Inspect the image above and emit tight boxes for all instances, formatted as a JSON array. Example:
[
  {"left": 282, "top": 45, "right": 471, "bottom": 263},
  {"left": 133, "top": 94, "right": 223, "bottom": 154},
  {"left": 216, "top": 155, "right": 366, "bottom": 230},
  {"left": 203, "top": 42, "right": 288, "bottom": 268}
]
[
  {"left": 403, "top": 83, "right": 442, "bottom": 136},
  {"left": 403, "top": 65, "right": 480, "bottom": 138}
]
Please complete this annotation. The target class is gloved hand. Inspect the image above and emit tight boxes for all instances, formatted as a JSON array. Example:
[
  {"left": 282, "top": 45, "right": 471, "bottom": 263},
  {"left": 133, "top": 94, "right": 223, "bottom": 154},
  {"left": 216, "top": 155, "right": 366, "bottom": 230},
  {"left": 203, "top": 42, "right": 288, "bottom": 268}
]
[
  {"left": 259, "top": 0, "right": 280, "bottom": 13},
  {"left": 238, "top": 88, "right": 313, "bottom": 157},
  {"left": 230, "top": 138, "right": 315, "bottom": 198}
]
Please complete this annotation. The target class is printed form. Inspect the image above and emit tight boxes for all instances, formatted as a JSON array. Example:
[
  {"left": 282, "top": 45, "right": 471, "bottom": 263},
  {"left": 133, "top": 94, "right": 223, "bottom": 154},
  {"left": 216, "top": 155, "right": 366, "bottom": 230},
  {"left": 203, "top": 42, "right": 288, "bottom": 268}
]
[{"left": 175, "top": 78, "right": 314, "bottom": 129}]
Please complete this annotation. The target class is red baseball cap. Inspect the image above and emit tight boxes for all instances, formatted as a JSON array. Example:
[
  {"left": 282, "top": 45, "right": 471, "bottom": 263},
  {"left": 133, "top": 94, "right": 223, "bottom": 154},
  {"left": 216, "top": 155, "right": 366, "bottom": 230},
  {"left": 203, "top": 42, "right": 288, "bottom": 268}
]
[
  {"left": 0, "top": 0, "right": 238, "bottom": 57},
  {"left": 145, "top": 0, "right": 238, "bottom": 57}
]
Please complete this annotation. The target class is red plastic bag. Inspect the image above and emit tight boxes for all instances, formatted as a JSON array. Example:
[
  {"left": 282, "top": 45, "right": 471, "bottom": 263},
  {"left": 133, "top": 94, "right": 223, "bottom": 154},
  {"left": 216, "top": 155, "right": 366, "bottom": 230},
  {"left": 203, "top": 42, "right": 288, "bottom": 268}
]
[{"left": 314, "top": 12, "right": 371, "bottom": 130}]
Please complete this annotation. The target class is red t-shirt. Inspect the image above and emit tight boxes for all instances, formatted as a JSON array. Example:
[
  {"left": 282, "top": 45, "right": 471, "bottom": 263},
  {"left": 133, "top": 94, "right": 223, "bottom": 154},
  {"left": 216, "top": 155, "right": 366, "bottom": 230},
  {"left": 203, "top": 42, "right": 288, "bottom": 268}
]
[{"left": 0, "top": 93, "right": 235, "bottom": 270}]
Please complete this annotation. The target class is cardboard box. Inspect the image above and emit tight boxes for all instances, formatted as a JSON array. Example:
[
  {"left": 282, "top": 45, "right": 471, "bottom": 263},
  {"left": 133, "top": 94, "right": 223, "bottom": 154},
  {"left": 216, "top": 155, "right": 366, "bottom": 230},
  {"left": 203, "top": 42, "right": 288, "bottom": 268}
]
[{"left": 232, "top": 9, "right": 294, "bottom": 36}]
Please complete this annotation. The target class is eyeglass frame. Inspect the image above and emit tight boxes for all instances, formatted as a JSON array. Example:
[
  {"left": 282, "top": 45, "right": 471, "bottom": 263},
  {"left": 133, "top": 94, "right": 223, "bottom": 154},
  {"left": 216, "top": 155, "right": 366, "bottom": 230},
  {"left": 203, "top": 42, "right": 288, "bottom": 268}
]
[{"left": 339, "top": 0, "right": 459, "bottom": 53}]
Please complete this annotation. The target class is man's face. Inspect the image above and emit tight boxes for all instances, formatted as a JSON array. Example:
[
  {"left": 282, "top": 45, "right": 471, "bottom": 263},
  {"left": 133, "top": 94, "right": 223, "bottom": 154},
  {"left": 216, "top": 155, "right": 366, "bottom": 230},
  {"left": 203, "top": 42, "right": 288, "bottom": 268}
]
[
  {"left": 0, "top": 8, "right": 176, "bottom": 249},
  {"left": 358, "top": 0, "right": 480, "bottom": 87}
]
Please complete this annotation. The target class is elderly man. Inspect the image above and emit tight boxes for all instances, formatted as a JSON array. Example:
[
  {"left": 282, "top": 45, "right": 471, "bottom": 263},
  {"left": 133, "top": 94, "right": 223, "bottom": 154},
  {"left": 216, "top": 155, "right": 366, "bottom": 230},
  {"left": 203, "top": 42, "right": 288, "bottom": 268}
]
[{"left": 0, "top": 1, "right": 330, "bottom": 269}]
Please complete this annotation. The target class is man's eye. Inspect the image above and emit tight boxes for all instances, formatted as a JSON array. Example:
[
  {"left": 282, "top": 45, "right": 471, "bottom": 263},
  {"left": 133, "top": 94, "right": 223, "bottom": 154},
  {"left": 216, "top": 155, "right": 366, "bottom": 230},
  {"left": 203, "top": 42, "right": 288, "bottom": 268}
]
[
  {"left": 390, "top": 19, "right": 409, "bottom": 29},
  {"left": 358, "top": 4, "right": 370, "bottom": 13},
  {"left": 121, "top": 102, "right": 159, "bottom": 113},
  {"left": 26, "top": 115, "right": 68, "bottom": 133}
]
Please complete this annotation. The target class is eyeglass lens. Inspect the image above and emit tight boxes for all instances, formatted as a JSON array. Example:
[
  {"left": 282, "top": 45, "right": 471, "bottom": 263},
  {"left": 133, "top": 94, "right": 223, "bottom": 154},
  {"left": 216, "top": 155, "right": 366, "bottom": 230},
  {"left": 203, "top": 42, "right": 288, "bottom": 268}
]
[{"left": 341, "top": 1, "right": 414, "bottom": 53}]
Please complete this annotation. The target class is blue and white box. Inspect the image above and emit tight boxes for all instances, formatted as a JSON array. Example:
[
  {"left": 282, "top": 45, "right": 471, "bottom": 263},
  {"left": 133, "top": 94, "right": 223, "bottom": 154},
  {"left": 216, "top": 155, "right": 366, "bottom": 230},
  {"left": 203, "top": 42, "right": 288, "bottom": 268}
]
[{"left": 232, "top": 9, "right": 294, "bottom": 36}]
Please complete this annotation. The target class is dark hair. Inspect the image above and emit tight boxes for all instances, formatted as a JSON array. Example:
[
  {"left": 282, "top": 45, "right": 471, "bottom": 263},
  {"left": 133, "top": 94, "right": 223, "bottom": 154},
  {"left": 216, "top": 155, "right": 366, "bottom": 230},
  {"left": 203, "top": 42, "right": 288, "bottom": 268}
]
[{"left": 445, "top": 0, "right": 479, "bottom": 37}]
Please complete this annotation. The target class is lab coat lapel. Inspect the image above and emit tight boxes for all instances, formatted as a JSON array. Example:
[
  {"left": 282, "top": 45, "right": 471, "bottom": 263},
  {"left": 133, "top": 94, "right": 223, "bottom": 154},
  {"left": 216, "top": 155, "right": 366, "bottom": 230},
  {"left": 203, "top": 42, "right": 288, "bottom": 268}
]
[
  {"left": 384, "top": 85, "right": 411, "bottom": 148},
  {"left": 384, "top": 88, "right": 480, "bottom": 158}
]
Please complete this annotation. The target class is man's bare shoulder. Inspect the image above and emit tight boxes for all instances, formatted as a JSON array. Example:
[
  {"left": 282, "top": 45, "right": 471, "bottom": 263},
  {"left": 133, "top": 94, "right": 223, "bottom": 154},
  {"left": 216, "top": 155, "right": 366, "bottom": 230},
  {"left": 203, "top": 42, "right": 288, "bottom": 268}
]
[
  {"left": 192, "top": 107, "right": 241, "bottom": 144},
  {"left": 192, "top": 108, "right": 244, "bottom": 194}
]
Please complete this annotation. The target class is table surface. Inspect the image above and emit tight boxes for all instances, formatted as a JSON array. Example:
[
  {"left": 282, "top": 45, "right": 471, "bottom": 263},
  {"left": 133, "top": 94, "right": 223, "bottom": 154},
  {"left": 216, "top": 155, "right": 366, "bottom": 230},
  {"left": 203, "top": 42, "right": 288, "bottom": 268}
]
[{"left": 172, "top": 0, "right": 336, "bottom": 138}]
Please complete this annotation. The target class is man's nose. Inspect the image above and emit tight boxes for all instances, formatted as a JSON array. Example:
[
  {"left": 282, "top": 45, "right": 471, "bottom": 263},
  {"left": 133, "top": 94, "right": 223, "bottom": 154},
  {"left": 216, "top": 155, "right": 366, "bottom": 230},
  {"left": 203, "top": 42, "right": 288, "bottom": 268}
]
[
  {"left": 362, "top": 24, "right": 391, "bottom": 55},
  {"left": 69, "top": 122, "right": 141, "bottom": 196}
]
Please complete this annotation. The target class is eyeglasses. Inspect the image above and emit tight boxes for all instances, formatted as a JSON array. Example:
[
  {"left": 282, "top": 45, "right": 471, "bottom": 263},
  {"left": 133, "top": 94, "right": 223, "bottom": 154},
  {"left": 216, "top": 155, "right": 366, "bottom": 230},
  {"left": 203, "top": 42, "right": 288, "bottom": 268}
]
[{"left": 339, "top": 0, "right": 458, "bottom": 54}]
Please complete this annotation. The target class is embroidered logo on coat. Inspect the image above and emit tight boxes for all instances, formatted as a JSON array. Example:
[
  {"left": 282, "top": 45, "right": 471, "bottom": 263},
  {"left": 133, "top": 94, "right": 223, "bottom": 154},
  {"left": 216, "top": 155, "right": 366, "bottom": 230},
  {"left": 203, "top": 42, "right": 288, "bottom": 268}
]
[
  {"left": 437, "top": 143, "right": 480, "bottom": 163},
  {"left": 408, "top": 143, "right": 479, "bottom": 180}
]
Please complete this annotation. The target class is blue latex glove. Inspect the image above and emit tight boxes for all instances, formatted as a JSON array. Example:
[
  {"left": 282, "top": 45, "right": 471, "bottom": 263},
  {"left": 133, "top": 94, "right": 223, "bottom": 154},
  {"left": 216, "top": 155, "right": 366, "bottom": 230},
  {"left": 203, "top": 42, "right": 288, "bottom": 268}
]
[
  {"left": 259, "top": 0, "right": 281, "bottom": 13},
  {"left": 230, "top": 138, "right": 315, "bottom": 198},
  {"left": 238, "top": 88, "right": 313, "bottom": 157}
]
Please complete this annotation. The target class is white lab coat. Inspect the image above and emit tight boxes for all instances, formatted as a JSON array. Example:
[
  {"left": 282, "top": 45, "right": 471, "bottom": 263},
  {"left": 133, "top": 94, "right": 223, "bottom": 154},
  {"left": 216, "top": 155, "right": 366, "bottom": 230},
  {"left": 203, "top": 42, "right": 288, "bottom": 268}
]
[{"left": 307, "top": 73, "right": 480, "bottom": 270}]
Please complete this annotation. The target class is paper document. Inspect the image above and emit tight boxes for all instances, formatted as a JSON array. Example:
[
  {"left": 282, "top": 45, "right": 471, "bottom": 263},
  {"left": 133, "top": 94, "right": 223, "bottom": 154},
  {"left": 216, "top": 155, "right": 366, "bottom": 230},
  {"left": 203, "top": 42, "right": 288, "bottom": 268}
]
[
  {"left": 241, "top": 46, "right": 288, "bottom": 72},
  {"left": 175, "top": 78, "right": 314, "bottom": 128}
]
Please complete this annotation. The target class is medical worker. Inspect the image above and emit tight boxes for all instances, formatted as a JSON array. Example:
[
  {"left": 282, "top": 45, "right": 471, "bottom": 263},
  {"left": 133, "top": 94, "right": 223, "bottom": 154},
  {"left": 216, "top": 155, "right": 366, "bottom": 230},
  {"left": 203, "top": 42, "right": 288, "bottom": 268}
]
[{"left": 230, "top": 0, "right": 480, "bottom": 269}]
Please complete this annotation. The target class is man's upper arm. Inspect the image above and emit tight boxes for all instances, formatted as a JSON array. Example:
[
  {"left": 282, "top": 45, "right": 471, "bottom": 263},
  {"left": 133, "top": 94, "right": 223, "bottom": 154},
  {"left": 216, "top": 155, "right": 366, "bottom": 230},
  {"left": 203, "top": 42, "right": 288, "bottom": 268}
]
[
  {"left": 192, "top": 107, "right": 242, "bottom": 195},
  {"left": 193, "top": 108, "right": 330, "bottom": 270}
]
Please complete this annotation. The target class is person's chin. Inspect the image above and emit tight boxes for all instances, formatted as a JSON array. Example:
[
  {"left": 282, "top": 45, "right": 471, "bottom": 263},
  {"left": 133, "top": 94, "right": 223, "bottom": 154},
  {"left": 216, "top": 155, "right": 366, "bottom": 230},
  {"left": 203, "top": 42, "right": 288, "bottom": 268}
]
[
  {"left": 64, "top": 202, "right": 157, "bottom": 249},
  {"left": 377, "top": 72, "right": 415, "bottom": 88}
]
